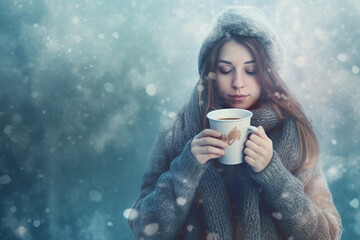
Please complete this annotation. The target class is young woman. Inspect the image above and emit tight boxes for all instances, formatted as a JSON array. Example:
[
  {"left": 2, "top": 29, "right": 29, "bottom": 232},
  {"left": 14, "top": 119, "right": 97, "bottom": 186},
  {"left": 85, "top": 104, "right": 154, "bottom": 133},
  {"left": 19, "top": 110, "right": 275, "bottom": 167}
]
[{"left": 127, "top": 6, "right": 342, "bottom": 239}]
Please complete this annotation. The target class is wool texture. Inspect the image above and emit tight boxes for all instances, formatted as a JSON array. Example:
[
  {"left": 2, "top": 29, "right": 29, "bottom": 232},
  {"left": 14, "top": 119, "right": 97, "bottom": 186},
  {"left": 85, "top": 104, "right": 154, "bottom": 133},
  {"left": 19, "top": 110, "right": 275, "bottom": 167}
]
[
  {"left": 198, "top": 6, "right": 284, "bottom": 74},
  {"left": 127, "top": 85, "right": 342, "bottom": 239}
]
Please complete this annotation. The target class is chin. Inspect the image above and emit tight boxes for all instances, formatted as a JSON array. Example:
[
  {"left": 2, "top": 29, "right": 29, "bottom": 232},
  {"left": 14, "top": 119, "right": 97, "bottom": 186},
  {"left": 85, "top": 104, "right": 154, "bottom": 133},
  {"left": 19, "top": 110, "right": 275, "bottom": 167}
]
[{"left": 228, "top": 103, "right": 250, "bottom": 109}]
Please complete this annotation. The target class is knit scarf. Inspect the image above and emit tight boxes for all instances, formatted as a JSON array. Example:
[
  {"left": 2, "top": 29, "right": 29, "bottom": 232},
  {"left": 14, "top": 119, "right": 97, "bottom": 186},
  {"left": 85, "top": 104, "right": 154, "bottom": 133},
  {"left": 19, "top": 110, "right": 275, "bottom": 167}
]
[{"left": 169, "top": 84, "right": 300, "bottom": 239}]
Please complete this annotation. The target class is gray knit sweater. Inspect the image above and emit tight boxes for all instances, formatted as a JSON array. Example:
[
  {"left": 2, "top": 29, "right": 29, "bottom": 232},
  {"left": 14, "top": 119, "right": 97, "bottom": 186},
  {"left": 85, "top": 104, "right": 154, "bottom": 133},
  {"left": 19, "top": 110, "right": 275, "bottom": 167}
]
[{"left": 127, "top": 87, "right": 342, "bottom": 240}]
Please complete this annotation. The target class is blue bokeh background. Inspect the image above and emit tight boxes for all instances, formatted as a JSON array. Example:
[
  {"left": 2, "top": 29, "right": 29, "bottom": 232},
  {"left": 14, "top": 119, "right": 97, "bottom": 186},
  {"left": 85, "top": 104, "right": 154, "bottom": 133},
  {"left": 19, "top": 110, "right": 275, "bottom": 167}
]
[{"left": 0, "top": 0, "right": 359, "bottom": 239}]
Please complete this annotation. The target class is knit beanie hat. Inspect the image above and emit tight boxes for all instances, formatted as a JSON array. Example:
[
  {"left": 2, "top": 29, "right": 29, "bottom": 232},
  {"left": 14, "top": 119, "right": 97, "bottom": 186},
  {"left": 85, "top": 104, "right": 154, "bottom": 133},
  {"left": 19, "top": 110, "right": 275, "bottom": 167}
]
[{"left": 198, "top": 6, "right": 284, "bottom": 74}]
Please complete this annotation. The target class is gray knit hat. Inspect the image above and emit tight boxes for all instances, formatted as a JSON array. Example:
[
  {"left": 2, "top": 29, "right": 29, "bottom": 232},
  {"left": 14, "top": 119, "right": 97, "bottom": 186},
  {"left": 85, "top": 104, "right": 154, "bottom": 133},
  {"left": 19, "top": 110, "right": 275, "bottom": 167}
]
[{"left": 198, "top": 6, "right": 284, "bottom": 74}]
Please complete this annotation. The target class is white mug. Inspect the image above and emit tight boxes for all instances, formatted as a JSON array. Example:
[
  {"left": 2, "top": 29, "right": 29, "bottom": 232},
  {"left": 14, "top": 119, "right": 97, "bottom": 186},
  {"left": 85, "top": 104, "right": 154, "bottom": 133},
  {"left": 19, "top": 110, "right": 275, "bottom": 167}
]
[{"left": 207, "top": 108, "right": 257, "bottom": 165}]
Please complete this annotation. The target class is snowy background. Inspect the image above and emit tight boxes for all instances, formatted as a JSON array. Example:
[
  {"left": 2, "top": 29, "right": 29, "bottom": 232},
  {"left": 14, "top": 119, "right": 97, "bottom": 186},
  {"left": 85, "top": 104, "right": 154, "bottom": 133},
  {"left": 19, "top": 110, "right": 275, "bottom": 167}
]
[{"left": 0, "top": 0, "right": 359, "bottom": 239}]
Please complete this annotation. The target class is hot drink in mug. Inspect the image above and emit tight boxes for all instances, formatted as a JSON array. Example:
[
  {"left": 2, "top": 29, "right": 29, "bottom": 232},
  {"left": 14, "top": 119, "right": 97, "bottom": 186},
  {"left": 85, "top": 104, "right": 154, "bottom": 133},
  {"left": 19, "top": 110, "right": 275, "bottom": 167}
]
[{"left": 207, "top": 109, "right": 257, "bottom": 165}]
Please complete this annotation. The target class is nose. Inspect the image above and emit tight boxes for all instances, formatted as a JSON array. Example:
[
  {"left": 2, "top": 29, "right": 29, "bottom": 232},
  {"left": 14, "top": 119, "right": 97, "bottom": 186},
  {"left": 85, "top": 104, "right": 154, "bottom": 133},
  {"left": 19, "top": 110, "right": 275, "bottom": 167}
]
[{"left": 232, "top": 71, "right": 245, "bottom": 89}]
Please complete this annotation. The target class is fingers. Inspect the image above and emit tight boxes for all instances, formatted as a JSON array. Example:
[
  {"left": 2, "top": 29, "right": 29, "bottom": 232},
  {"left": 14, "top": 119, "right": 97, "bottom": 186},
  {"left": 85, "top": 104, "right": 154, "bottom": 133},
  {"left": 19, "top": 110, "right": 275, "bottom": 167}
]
[
  {"left": 245, "top": 134, "right": 271, "bottom": 160},
  {"left": 243, "top": 146, "right": 258, "bottom": 159},
  {"left": 205, "top": 154, "right": 224, "bottom": 160},
  {"left": 190, "top": 144, "right": 226, "bottom": 164},
  {"left": 251, "top": 125, "right": 267, "bottom": 139},
  {"left": 196, "top": 136, "right": 228, "bottom": 148},
  {"left": 192, "top": 129, "right": 228, "bottom": 149},
  {"left": 245, "top": 138, "right": 261, "bottom": 153},
  {"left": 195, "top": 129, "right": 222, "bottom": 139},
  {"left": 248, "top": 127, "right": 269, "bottom": 147},
  {"left": 244, "top": 125, "right": 273, "bottom": 172},
  {"left": 247, "top": 134, "right": 265, "bottom": 150},
  {"left": 244, "top": 155, "right": 256, "bottom": 165},
  {"left": 193, "top": 145, "right": 226, "bottom": 156},
  {"left": 191, "top": 129, "right": 228, "bottom": 164}
]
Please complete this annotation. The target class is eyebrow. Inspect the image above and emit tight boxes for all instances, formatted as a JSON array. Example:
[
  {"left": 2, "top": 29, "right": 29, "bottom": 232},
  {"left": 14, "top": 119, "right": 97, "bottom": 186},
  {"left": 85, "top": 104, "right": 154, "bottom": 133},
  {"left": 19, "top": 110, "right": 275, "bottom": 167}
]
[{"left": 218, "top": 60, "right": 255, "bottom": 65}]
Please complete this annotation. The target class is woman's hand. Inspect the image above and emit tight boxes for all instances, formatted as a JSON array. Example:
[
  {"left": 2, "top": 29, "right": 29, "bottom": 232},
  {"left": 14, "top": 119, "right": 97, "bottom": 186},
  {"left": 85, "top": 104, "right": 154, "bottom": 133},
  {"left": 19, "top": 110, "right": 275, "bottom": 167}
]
[
  {"left": 190, "top": 129, "right": 228, "bottom": 164},
  {"left": 244, "top": 126, "right": 273, "bottom": 172}
]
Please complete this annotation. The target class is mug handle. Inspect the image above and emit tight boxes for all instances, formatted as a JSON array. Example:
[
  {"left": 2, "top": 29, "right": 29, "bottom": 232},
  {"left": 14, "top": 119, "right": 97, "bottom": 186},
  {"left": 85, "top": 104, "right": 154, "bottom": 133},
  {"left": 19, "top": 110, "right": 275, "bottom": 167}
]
[{"left": 246, "top": 126, "right": 258, "bottom": 136}]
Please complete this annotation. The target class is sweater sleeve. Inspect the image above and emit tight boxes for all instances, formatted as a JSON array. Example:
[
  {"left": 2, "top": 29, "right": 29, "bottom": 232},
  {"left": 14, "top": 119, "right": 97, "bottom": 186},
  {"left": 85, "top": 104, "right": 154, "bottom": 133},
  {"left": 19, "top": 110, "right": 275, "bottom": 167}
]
[
  {"left": 249, "top": 152, "right": 342, "bottom": 240},
  {"left": 127, "top": 129, "right": 208, "bottom": 239}
]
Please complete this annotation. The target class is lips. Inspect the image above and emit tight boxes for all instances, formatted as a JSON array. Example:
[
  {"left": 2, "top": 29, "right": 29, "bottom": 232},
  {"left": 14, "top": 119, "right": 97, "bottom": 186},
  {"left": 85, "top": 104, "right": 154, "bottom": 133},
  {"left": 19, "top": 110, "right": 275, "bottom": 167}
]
[{"left": 229, "top": 94, "right": 248, "bottom": 102}]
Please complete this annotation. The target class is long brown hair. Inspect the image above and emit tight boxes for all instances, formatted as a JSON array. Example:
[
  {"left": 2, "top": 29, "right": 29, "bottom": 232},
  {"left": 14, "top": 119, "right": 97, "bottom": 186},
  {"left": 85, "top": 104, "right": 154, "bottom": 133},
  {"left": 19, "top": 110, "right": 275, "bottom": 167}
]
[{"left": 198, "top": 35, "right": 319, "bottom": 173}]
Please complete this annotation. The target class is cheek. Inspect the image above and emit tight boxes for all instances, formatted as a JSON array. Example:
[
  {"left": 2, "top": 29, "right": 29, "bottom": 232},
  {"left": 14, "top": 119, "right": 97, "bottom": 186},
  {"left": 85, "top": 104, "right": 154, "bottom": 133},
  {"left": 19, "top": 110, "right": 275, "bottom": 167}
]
[
  {"left": 254, "top": 80, "right": 261, "bottom": 91},
  {"left": 214, "top": 75, "right": 222, "bottom": 90},
  {"left": 214, "top": 79, "right": 227, "bottom": 98},
  {"left": 253, "top": 81, "right": 262, "bottom": 98},
  {"left": 215, "top": 74, "right": 230, "bottom": 90}
]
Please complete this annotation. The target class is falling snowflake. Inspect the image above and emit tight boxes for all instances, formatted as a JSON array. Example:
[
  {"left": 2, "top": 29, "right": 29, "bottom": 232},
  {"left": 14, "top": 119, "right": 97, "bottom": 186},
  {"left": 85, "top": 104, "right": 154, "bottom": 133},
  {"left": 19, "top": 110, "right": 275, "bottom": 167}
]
[
  {"left": 112, "top": 32, "right": 119, "bottom": 39},
  {"left": 12, "top": 113, "right": 22, "bottom": 123},
  {"left": 123, "top": 208, "right": 139, "bottom": 220},
  {"left": 326, "top": 165, "right": 343, "bottom": 183},
  {"left": 143, "top": 223, "right": 159, "bottom": 236},
  {"left": 31, "top": 92, "right": 39, "bottom": 98},
  {"left": 281, "top": 192, "right": 289, "bottom": 199},
  {"left": 89, "top": 190, "right": 102, "bottom": 202},
  {"left": 158, "top": 183, "right": 166, "bottom": 188},
  {"left": 10, "top": 206, "right": 17, "bottom": 213},
  {"left": 176, "top": 197, "right": 187, "bottom": 206},
  {"left": 197, "top": 84, "right": 205, "bottom": 92},
  {"left": 15, "top": 226, "right": 26, "bottom": 237},
  {"left": 294, "top": 56, "right": 306, "bottom": 68},
  {"left": 166, "top": 131, "right": 173, "bottom": 138},
  {"left": 146, "top": 84, "right": 157, "bottom": 96},
  {"left": 187, "top": 225, "right": 194, "bottom": 232},
  {"left": 0, "top": 175, "right": 11, "bottom": 184},
  {"left": 33, "top": 220, "right": 41, "bottom": 228},
  {"left": 206, "top": 232, "right": 220, "bottom": 240},
  {"left": 337, "top": 54, "right": 347, "bottom": 62},
  {"left": 3, "top": 125, "right": 13, "bottom": 134},
  {"left": 272, "top": 212, "right": 283, "bottom": 220},
  {"left": 350, "top": 199, "right": 359, "bottom": 208},
  {"left": 72, "top": 16, "right": 80, "bottom": 24},
  {"left": 104, "top": 82, "right": 114, "bottom": 92},
  {"left": 167, "top": 112, "right": 177, "bottom": 119},
  {"left": 207, "top": 72, "right": 216, "bottom": 80},
  {"left": 352, "top": 65, "right": 359, "bottom": 74}
]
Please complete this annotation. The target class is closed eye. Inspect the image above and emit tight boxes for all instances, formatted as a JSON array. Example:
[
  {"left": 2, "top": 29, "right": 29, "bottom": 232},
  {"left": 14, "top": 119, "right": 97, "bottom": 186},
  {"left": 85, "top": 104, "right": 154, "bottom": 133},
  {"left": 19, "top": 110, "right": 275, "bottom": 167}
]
[
  {"left": 218, "top": 66, "right": 233, "bottom": 74},
  {"left": 246, "top": 70, "right": 257, "bottom": 75},
  {"left": 219, "top": 69, "right": 232, "bottom": 74}
]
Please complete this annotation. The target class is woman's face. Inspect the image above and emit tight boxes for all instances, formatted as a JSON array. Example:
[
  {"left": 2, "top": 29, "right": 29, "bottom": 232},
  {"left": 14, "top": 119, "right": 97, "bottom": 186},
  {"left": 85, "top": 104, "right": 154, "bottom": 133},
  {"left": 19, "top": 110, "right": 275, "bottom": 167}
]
[{"left": 215, "top": 40, "right": 261, "bottom": 109}]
